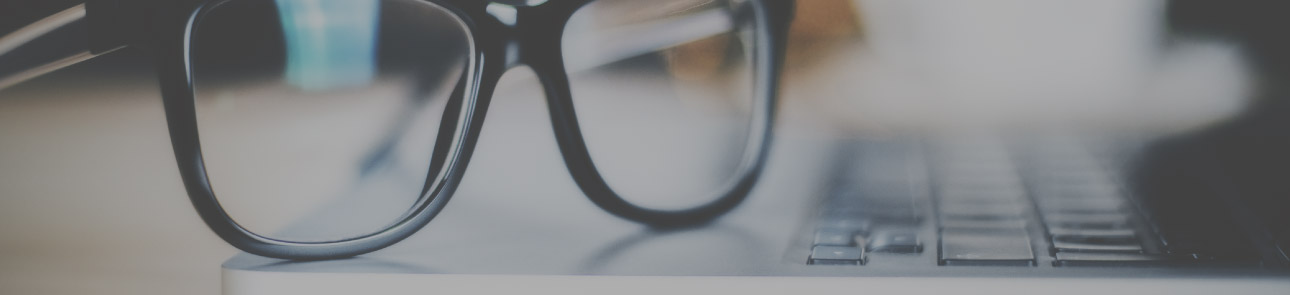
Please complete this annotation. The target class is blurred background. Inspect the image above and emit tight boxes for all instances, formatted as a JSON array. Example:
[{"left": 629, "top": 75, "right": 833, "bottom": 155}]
[{"left": 3, "top": 0, "right": 1288, "bottom": 294}]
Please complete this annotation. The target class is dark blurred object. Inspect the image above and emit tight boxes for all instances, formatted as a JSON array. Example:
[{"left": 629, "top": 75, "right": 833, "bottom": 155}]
[
  {"left": 1169, "top": 0, "right": 1290, "bottom": 80},
  {"left": 0, "top": 0, "right": 152, "bottom": 87},
  {"left": 1131, "top": 0, "right": 1290, "bottom": 264}
]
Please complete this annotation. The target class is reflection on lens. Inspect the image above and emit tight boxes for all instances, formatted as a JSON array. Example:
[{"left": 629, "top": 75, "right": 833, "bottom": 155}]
[
  {"left": 190, "top": 0, "right": 471, "bottom": 242},
  {"left": 562, "top": 0, "right": 759, "bottom": 210}
]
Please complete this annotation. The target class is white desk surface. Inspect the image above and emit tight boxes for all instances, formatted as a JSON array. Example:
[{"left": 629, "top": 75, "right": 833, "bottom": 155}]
[
  {"left": 219, "top": 68, "right": 1290, "bottom": 294},
  {"left": 1, "top": 35, "right": 1283, "bottom": 295}
]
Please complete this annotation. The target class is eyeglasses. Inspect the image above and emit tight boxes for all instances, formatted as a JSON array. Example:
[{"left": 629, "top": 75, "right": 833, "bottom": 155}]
[{"left": 0, "top": 0, "right": 791, "bottom": 260}]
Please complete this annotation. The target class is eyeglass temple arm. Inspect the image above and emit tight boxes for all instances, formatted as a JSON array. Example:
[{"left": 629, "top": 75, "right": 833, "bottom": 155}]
[{"left": 0, "top": 0, "right": 151, "bottom": 90}]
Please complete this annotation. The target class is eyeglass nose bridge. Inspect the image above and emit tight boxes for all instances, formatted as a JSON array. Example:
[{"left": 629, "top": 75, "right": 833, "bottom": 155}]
[{"left": 469, "top": 1, "right": 581, "bottom": 71}]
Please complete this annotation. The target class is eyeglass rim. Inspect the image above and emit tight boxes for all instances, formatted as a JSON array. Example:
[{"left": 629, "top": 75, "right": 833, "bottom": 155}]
[
  {"left": 164, "top": 0, "right": 488, "bottom": 260},
  {"left": 549, "top": 0, "right": 781, "bottom": 227},
  {"left": 158, "top": 0, "right": 790, "bottom": 260}
]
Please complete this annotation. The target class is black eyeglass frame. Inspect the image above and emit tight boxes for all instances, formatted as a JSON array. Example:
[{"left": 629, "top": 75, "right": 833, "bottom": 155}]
[{"left": 2, "top": 0, "right": 793, "bottom": 260}]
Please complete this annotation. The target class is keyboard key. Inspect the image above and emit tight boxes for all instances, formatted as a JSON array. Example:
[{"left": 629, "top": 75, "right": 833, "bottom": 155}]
[
  {"left": 938, "top": 171, "right": 1023, "bottom": 182},
  {"left": 941, "top": 212, "right": 1025, "bottom": 222},
  {"left": 938, "top": 181, "right": 1025, "bottom": 194},
  {"left": 817, "top": 218, "right": 872, "bottom": 234},
  {"left": 1053, "top": 252, "right": 1174, "bottom": 267},
  {"left": 940, "top": 203, "right": 1026, "bottom": 218},
  {"left": 1047, "top": 228, "right": 1136, "bottom": 237},
  {"left": 1043, "top": 213, "right": 1128, "bottom": 224},
  {"left": 1047, "top": 220, "right": 1132, "bottom": 230},
  {"left": 823, "top": 206, "right": 919, "bottom": 221},
  {"left": 834, "top": 186, "right": 914, "bottom": 203},
  {"left": 1038, "top": 182, "right": 1114, "bottom": 192},
  {"left": 810, "top": 246, "right": 866, "bottom": 265},
  {"left": 868, "top": 231, "right": 923, "bottom": 253},
  {"left": 826, "top": 204, "right": 919, "bottom": 221},
  {"left": 940, "top": 228, "right": 1035, "bottom": 266},
  {"left": 1039, "top": 183, "right": 1118, "bottom": 192},
  {"left": 814, "top": 229, "right": 856, "bottom": 246},
  {"left": 1052, "top": 234, "right": 1143, "bottom": 252},
  {"left": 1038, "top": 198, "right": 1124, "bottom": 213},
  {"left": 938, "top": 186, "right": 1026, "bottom": 200},
  {"left": 936, "top": 162, "right": 1017, "bottom": 175},
  {"left": 823, "top": 213, "right": 923, "bottom": 227},
  {"left": 940, "top": 218, "right": 1027, "bottom": 230}
]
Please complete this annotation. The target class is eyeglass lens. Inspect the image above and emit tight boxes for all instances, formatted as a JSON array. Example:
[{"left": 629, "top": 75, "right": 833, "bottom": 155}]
[{"left": 189, "top": 0, "right": 472, "bottom": 242}]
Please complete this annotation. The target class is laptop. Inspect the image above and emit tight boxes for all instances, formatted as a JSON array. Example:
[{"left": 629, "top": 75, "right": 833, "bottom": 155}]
[
  {"left": 210, "top": 0, "right": 1282, "bottom": 292},
  {"left": 220, "top": 69, "right": 1290, "bottom": 295}
]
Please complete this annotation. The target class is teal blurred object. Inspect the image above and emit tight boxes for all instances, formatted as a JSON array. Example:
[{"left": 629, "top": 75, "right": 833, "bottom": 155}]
[{"left": 275, "top": 0, "right": 380, "bottom": 91}]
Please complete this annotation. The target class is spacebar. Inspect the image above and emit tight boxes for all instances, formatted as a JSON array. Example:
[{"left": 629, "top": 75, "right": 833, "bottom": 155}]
[
  {"left": 940, "top": 228, "right": 1036, "bottom": 266},
  {"left": 1053, "top": 252, "right": 1174, "bottom": 267}
]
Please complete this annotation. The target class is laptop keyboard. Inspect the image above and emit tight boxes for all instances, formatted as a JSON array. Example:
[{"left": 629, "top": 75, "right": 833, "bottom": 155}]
[{"left": 804, "top": 136, "right": 1274, "bottom": 268}]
